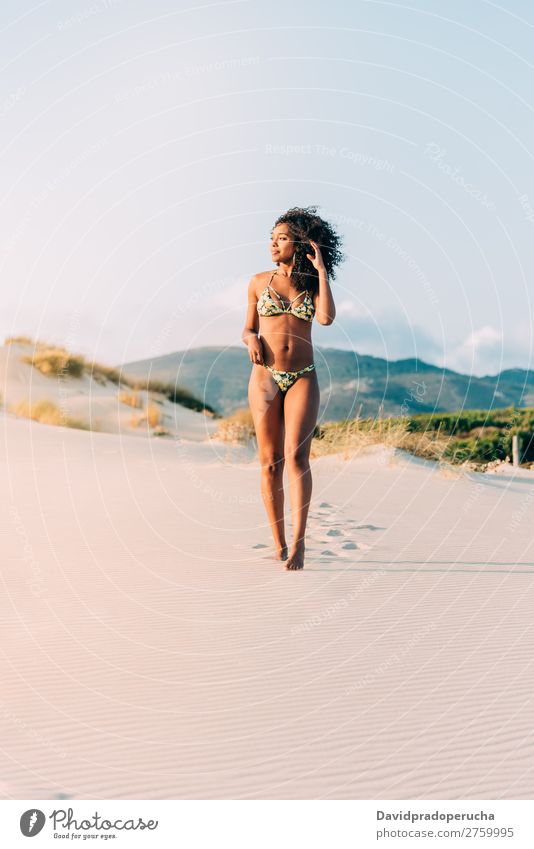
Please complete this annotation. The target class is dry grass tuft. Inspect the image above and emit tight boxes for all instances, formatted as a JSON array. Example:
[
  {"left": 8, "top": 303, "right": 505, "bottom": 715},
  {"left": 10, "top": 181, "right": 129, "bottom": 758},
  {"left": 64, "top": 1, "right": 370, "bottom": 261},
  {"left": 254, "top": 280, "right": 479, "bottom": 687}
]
[
  {"left": 9, "top": 335, "right": 123, "bottom": 386},
  {"left": 146, "top": 403, "right": 162, "bottom": 428},
  {"left": 88, "top": 362, "right": 122, "bottom": 385},
  {"left": 212, "top": 408, "right": 455, "bottom": 463},
  {"left": 118, "top": 390, "right": 143, "bottom": 409},
  {"left": 152, "top": 425, "right": 172, "bottom": 437},
  {"left": 310, "top": 417, "right": 452, "bottom": 461},
  {"left": 22, "top": 347, "right": 85, "bottom": 378},
  {"left": 11, "top": 399, "right": 90, "bottom": 430},
  {"left": 4, "top": 335, "right": 36, "bottom": 347},
  {"left": 130, "top": 403, "right": 162, "bottom": 430},
  {"left": 212, "top": 407, "right": 255, "bottom": 443}
]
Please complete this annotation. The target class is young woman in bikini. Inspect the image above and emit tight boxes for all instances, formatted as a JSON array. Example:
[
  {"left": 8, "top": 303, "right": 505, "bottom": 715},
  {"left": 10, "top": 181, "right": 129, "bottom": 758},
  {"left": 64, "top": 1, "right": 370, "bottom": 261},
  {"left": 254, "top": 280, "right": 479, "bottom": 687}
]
[{"left": 242, "top": 206, "right": 344, "bottom": 570}]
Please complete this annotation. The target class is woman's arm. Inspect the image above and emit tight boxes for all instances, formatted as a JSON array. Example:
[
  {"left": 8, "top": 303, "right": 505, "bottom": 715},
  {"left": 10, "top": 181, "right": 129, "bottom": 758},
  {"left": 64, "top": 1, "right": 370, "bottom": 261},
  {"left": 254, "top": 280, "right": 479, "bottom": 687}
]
[
  {"left": 242, "top": 275, "right": 264, "bottom": 364},
  {"left": 308, "top": 241, "right": 336, "bottom": 326}
]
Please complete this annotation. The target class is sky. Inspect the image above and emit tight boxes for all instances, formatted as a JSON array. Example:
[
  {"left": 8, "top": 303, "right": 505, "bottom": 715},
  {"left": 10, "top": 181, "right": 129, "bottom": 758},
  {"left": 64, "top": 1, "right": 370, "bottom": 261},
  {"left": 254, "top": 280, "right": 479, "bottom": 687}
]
[{"left": 1, "top": 0, "right": 533, "bottom": 377}]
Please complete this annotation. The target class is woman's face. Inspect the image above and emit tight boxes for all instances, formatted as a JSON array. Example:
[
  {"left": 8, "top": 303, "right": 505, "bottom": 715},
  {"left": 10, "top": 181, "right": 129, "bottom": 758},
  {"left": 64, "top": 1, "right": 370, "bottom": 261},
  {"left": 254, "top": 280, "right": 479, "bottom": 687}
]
[{"left": 270, "top": 224, "right": 295, "bottom": 264}]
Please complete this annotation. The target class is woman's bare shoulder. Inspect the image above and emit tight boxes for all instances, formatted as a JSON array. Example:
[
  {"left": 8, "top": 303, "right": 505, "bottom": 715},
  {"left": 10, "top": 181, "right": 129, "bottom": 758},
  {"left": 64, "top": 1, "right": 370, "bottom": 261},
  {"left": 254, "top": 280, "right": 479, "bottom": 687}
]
[{"left": 248, "top": 270, "right": 274, "bottom": 297}]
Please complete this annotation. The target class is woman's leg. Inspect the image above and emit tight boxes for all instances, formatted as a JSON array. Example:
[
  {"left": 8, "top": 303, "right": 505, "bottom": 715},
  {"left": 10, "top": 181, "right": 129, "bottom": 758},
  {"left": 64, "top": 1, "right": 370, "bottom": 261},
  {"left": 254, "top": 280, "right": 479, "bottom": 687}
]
[
  {"left": 248, "top": 364, "right": 287, "bottom": 560},
  {"left": 283, "top": 369, "right": 320, "bottom": 570}
]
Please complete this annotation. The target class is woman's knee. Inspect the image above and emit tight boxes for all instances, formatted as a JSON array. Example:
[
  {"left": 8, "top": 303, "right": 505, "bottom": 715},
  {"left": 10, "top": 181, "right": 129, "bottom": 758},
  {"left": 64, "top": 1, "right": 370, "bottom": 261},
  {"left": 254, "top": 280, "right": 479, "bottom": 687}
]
[
  {"left": 260, "top": 454, "right": 284, "bottom": 476},
  {"left": 285, "top": 444, "right": 310, "bottom": 470}
]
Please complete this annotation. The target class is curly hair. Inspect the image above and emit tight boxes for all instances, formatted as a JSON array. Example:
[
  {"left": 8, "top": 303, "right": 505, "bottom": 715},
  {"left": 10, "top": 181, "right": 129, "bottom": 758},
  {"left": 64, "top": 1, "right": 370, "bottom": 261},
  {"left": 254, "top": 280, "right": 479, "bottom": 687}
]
[{"left": 273, "top": 205, "right": 345, "bottom": 294}]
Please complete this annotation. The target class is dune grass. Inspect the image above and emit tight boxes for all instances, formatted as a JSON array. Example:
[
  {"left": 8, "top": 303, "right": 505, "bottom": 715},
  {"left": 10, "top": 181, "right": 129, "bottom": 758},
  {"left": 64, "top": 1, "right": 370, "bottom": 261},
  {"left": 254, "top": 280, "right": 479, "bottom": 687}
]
[
  {"left": 130, "top": 403, "right": 162, "bottom": 430},
  {"left": 5, "top": 335, "right": 36, "bottom": 347},
  {"left": 118, "top": 390, "right": 143, "bottom": 409},
  {"left": 214, "top": 404, "right": 534, "bottom": 469},
  {"left": 13, "top": 336, "right": 119, "bottom": 383},
  {"left": 213, "top": 409, "right": 459, "bottom": 465},
  {"left": 11, "top": 399, "right": 91, "bottom": 430},
  {"left": 310, "top": 417, "right": 451, "bottom": 461},
  {"left": 128, "top": 377, "right": 219, "bottom": 416},
  {"left": 212, "top": 407, "right": 256, "bottom": 444},
  {"left": 213, "top": 409, "right": 430, "bottom": 455},
  {"left": 20, "top": 343, "right": 121, "bottom": 384},
  {"left": 152, "top": 425, "right": 172, "bottom": 437},
  {"left": 22, "top": 347, "right": 85, "bottom": 378},
  {"left": 6, "top": 335, "right": 214, "bottom": 416}
]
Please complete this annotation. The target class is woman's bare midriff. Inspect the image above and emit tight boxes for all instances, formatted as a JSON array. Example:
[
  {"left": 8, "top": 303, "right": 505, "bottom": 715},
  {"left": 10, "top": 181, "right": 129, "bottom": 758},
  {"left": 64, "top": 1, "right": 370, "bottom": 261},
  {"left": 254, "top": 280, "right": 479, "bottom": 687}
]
[{"left": 259, "top": 317, "right": 314, "bottom": 372}]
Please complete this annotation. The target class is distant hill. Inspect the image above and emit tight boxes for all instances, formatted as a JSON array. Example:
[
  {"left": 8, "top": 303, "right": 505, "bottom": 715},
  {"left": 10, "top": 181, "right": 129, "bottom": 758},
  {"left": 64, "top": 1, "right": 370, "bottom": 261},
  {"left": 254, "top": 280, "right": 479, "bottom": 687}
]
[{"left": 120, "top": 346, "right": 534, "bottom": 420}]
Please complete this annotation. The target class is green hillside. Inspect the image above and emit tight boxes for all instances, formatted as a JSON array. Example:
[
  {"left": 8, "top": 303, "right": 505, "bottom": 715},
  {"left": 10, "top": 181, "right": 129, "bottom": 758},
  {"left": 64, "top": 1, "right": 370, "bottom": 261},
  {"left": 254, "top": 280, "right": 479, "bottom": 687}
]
[{"left": 120, "top": 346, "right": 534, "bottom": 420}]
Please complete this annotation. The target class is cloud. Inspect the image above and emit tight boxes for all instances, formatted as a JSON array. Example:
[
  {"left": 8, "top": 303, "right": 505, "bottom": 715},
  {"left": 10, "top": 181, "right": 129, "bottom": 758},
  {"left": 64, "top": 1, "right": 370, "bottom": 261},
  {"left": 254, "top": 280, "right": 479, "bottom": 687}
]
[
  {"left": 318, "top": 307, "right": 443, "bottom": 365},
  {"left": 442, "top": 325, "right": 533, "bottom": 376}
]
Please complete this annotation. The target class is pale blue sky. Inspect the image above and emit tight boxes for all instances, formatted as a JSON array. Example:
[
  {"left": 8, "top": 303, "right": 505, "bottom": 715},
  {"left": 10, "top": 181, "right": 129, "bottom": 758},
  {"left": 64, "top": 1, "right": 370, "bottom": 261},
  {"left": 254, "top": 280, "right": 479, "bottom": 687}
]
[{"left": 1, "top": 0, "right": 533, "bottom": 376}]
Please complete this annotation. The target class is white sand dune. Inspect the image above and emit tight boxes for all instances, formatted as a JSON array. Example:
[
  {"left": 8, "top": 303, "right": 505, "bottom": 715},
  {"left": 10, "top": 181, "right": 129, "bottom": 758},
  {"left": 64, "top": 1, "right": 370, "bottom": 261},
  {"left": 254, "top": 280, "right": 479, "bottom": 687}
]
[
  {"left": 0, "top": 342, "right": 217, "bottom": 440},
  {"left": 1, "top": 412, "right": 533, "bottom": 800}
]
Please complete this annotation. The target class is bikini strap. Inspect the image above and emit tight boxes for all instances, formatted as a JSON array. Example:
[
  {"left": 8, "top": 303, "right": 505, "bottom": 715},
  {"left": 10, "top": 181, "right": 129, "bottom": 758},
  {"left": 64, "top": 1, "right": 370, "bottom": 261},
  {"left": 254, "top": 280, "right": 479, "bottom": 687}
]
[
  {"left": 267, "top": 276, "right": 284, "bottom": 305},
  {"left": 268, "top": 272, "right": 306, "bottom": 307}
]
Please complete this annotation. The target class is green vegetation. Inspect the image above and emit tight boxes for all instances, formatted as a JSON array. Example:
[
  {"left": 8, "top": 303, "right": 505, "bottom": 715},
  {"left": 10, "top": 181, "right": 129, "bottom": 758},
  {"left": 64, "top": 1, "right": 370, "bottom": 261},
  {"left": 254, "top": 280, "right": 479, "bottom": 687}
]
[
  {"left": 406, "top": 407, "right": 534, "bottom": 465},
  {"left": 214, "top": 404, "right": 534, "bottom": 469}
]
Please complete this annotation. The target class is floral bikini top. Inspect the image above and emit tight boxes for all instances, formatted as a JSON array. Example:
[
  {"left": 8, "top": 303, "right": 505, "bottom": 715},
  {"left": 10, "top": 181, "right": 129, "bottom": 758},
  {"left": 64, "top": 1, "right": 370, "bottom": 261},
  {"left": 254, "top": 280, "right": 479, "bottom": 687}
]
[{"left": 256, "top": 271, "right": 315, "bottom": 323}]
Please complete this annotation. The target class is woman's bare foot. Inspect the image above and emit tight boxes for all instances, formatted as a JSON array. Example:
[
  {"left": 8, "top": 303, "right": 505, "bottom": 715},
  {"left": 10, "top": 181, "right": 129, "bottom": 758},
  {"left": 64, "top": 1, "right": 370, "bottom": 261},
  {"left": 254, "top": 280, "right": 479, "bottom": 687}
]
[
  {"left": 274, "top": 543, "right": 288, "bottom": 561},
  {"left": 285, "top": 542, "right": 305, "bottom": 570}
]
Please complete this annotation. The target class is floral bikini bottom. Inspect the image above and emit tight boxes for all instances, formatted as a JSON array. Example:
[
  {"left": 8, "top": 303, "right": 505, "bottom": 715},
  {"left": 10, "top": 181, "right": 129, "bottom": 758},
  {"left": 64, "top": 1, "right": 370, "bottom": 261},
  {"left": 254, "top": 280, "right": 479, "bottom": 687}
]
[{"left": 263, "top": 362, "right": 316, "bottom": 393}]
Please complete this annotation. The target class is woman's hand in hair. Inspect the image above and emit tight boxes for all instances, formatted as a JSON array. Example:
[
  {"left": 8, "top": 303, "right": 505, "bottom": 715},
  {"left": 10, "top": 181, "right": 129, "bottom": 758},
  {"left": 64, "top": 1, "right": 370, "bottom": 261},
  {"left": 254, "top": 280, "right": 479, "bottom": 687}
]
[{"left": 306, "top": 239, "right": 326, "bottom": 273}]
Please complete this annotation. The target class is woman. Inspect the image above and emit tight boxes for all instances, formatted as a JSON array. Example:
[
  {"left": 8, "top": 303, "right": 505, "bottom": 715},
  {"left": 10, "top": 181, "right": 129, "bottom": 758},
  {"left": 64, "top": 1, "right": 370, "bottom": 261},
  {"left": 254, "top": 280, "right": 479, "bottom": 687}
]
[{"left": 242, "top": 206, "right": 344, "bottom": 570}]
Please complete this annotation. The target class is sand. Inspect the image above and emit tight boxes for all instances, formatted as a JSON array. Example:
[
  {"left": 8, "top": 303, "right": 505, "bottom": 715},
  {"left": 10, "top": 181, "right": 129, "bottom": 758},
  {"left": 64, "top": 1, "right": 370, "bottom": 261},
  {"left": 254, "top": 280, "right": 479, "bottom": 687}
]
[{"left": 1, "top": 401, "right": 533, "bottom": 801}]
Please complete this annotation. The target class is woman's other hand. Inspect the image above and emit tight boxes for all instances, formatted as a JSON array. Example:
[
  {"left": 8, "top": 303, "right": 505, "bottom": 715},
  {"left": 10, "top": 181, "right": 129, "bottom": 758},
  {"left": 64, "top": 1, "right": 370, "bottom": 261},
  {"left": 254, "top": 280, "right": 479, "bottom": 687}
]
[{"left": 248, "top": 335, "right": 264, "bottom": 365}]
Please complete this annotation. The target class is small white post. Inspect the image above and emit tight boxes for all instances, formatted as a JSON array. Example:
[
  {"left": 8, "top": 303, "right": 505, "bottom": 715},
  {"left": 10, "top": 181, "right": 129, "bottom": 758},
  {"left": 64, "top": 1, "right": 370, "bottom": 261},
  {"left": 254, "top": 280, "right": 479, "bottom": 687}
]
[{"left": 512, "top": 434, "right": 520, "bottom": 466}]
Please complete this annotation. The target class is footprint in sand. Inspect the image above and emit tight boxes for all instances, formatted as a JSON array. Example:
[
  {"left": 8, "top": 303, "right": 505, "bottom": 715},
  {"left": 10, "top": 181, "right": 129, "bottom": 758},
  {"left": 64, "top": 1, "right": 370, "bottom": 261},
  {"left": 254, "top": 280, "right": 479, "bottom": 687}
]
[
  {"left": 252, "top": 543, "right": 268, "bottom": 549},
  {"left": 303, "top": 501, "right": 378, "bottom": 563}
]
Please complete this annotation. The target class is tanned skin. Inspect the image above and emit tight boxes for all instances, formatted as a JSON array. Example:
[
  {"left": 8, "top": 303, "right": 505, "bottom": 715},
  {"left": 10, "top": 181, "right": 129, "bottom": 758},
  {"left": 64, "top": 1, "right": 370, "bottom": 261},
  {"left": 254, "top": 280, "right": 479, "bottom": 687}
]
[{"left": 242, "top": 224, "right": 336, "bottom": 570}]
